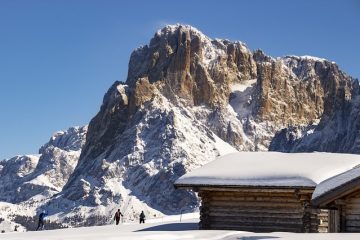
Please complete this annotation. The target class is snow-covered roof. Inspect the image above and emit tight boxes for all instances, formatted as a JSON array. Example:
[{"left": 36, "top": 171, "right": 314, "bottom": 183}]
[
  {"left": 312, "top": 166, "right": 360, "bottom": 205},
  {"left": 175, "top": 152, "right": 360, "bottom": 188}
]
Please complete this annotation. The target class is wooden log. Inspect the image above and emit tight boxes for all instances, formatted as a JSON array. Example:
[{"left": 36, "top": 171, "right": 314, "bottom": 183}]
[
  {"left": 345, "top": 226, "right": 360, "bottom": 232},
  {"left": 298, "top": 189, "right": 314, "bottom": 194},
  {"left": 207, "top": 199, "right": 302, "bottom": 206},
  {"left": 199, "top": 187, "right": 302, "bottom": 194},
  {"left": 208, "top": 210, "right": 304, "bottom": 218},
  {"left": 345, "top": 214, "right": 360, "bottom": 221},
  {"left": 209, "top": 218, "right": 303, "bottom": 227},
  {"left": 206, "top": 224, "right": 303, "bottom": 233},
  {"left": 345, "top": 190, "right": 360, "bottom": 199},
  {"left": 345, "top": 196, "right": 360, "bottom": 202},
  {"left": 208, "top": 208, "right": 303, "bottom": 216},
  {"left": 208, "top": 200, "right": 302, "bottom": 208},
  {"left": 318, "top": 226, "right": 328, "bottom": 233},
  {"left": 345, "top": 220, "right": 360, "bottom": 227},
  {"left": 334, "top": 199, "right": 346, "bottom": 205},
  {"left": 207, "top": 191, "right": 298, "bottom": 198},
  {"left": 341, "top": 206, "right": 346, "bottom": 232},
  {"left": 208, "top": 206, "right": 303, "bottom": 214},
  {"left": 208, "top": 215, "right": 303, "bottom": 224},
  {"left": 328, "top": 209, "right": 339, "bottom": 233},
  {"left": 209, "top": 195, "right": 300, "bottom": 203},
  {"left": 208, "top": 219, "right": 304, "bottom": 227},
  {"left": 346, "top": 209, "right": 360, "bottom": 216},
  {"left": 345, "top": 203, "right": 360, "bottom": 209},
  {"left": 206, "top": 190, "right": 296, "bottom": 195}
]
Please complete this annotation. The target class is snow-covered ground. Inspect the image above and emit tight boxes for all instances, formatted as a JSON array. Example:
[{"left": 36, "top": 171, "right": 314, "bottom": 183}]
[{"left": 1, "top": 213, "right": 360, "bottom": 240}]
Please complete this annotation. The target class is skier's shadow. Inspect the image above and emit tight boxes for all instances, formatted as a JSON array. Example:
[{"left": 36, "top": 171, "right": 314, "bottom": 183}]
[{"left": 135, "top": 222, "right": 198, "bottom": 231}]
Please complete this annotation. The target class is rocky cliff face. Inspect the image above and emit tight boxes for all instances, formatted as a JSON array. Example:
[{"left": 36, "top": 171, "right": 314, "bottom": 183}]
[
  {"left": 55, "top": 24, "right": 358, "bottom": 225},
  {"left": 1, "top": 24, "right": 358, "bottom": 229},
  {"left": 269, "top": 93, "right": 360, "bottom": 153}
]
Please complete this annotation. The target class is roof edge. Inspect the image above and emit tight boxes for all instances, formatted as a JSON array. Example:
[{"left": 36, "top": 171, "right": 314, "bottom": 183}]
[
  {"left": 174, "top": 183, "right": 315, "bottom": 191},
  {"left": 312, "top": 176, "right": 360, "bottom": 207}
]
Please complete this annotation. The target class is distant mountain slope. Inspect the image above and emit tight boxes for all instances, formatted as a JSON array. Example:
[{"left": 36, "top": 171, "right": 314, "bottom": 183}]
[
  {"left": 0, "top": 126, "right": 87, "bottom": 203},
  {"left": 0, "top": 126, "right": 87, "bottom": 230}
]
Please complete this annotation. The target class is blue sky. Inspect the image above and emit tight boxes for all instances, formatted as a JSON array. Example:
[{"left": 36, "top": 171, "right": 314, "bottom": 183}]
[{"left": 0, "top": 0, "right": 359, "bottom": 159}]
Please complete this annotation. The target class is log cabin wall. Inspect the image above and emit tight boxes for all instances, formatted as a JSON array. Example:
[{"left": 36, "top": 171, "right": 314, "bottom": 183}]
[
  {"left": 326, "top": 190, "right": 360, "bottom": 232},
  {"left": 198, "top": 188, "right": 323, "bottom": 233},
  {"left": 343, "top": 191, "right": 360, "bottom": 232}
]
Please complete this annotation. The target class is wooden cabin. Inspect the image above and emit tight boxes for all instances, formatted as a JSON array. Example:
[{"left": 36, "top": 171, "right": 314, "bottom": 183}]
[
  {"left": 193, "top": 186, "right": 319, "bottom": 232},
  {"left": 312, "top": 167, "right": 360, "bottom": 232},
  {"left": 175, "top": 152, "right": 360, "bottom": 233}
]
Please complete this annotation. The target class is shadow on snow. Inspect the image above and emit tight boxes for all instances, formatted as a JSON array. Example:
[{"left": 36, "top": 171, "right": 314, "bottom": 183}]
[{"left": 135, "top": 222, "right": 198, "bottom": 232}]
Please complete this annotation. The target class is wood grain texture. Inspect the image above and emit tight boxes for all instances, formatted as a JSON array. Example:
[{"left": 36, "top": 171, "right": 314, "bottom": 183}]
[{"left": 198, "top": 189, "right": 323, "bottom": 233}]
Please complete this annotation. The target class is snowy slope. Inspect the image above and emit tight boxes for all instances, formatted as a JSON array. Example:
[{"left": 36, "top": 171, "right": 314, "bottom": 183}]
[
  {"left": 50, "top": 94, "right": 239, "bottom": 226},
  {"left": 1, "top": 216, "right": 360, "bottom": 240}
]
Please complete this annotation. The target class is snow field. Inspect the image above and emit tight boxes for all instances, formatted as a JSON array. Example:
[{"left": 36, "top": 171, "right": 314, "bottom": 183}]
[{"left": 1, "top": 214, "right": 360, "bottom": 240}]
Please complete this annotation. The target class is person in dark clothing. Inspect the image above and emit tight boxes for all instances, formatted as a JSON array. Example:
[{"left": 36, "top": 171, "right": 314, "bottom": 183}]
[
  {"left": 36, "top": 211, "right": 47, "bottom": 231},
  {"left": 114, "top": 209, "right": 124, "bottom": 225},
  {"left": 139, "top": 211, "right": 145, "bottom": 224}
]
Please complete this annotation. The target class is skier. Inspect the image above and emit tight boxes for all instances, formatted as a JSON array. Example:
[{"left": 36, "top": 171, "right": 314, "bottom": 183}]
[
  {"left": 36, "top": 210, "right": 48, "bottom": 231},
  {"left": 139, "top": 211, "right": 145, "bottom": 224},
  {"left": 114, "top": 209, "right": 124, "bottom": 225}
]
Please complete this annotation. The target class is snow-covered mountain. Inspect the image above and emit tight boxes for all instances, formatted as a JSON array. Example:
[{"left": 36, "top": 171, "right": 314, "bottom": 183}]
[
  {"left": 0, "top": 126, "right": 87, "bottom": 231},
  {"left": 1, "top": 24, "right": 359, "bottom": 231},
  {"left": 0, "top": 126, "right": 87, "bottom": 203}
]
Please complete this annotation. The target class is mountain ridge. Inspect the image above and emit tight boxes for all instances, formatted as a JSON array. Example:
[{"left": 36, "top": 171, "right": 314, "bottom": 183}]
[{"left": 1, "top": 24, "right": 359, "bottom": 230}]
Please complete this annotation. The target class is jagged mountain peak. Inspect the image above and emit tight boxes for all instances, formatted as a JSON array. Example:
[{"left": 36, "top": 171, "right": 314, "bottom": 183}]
[
  {"left": 154, "top": 24, "right": 248, "bottom": 49},
  {"left": 39, "top": 125, "right": 88, "bottom": 154},
  {"left": 155, "top": 24, "right": 210, "bottom": 40},
  {"left": 0, "top": 155, "right": 40, "bottom": 179},
  {"left": 2, "top": 25, "right": 359, "bottom": 230},
  {"left": 126, "top": 24, "right": 258, "bottom": 109}
]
